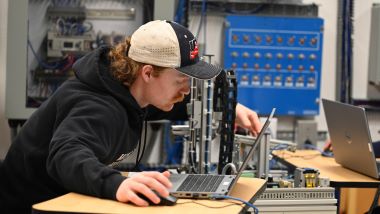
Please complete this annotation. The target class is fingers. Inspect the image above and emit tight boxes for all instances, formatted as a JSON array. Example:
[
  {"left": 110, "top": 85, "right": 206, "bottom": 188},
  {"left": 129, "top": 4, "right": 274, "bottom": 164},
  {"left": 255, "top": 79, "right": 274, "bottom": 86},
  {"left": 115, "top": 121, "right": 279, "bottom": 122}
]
[
  {"left": 237, "top": 112, "right": 260, "bottom": 136},
  {"left": 116, "top": 171, "right": 172, "bottom": 206},
  {"left": 133, "top": 172, "right": 171, "bottom": 197},
  {"left": 140, "top": 171, "right": 172, "bottom": 189},
  {"left": 248, "top": 113, "right": 262, "bottom": 136},
  {"left": 129, "top": 183, "right": 160, "bottom": 206},
  {"left": 162, "top": 170, "right": 171, "bottom": 178},
  {"left": 235, "top": 103, "right": 262, "bottom": 137}
]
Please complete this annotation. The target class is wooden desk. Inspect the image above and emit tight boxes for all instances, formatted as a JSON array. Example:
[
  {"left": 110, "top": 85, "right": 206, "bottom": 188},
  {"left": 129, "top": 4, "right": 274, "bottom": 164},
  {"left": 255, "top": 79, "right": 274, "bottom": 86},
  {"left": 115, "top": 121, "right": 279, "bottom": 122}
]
[
  {"left": 273, "top": 150, "right": 380, "bottom": 187},
  {"left": 273, "top": 150, "right": 380, "bottom": 214},
  {"left": 32, "top": 177, "right": 266, "bottom": 214}
]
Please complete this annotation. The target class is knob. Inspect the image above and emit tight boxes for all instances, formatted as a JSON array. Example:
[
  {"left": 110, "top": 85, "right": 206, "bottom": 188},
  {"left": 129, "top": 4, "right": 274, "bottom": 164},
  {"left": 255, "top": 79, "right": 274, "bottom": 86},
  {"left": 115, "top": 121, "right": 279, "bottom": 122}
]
[
  {"left": 255, "top": 36, "right": 262, "bottom": 43},
  {"left": 299, "top": 38, "right": 306, "bottom": 45},
  {"left": 309, "top": 54, "right": 317, "bottom": 60},
  {"left": 254, "top": 52, "right": 261, "bottom": 59},
  {"left": 243, "top": 35, "right": 250, "bottom": 42},
  {"left": 277, "top": 36, "right": 283, "bottom": 44},
  {"left": 288, "top": 36, "right": 295, "bottom": 44},
  {"left": 232, "top": 35, "right": 238, "bottom": 42}
]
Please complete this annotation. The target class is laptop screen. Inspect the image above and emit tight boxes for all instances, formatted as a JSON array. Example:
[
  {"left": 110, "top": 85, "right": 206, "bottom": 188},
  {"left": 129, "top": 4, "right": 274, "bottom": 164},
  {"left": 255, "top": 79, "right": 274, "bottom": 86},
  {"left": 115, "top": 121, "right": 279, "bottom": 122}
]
[
  {"left": 322, "top": 99, "right": 379, "bottom": 179},
  {"left": 227, "top": 108, "right": 276, "bottom": 194}
]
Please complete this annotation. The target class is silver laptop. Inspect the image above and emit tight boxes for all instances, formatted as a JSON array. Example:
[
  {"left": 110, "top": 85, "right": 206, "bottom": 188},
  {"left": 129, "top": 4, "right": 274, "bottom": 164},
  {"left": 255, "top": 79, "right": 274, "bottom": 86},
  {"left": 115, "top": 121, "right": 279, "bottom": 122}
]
[
  {"left": 169, "top": 108, "right": 276, "bottom": 198},
  {"left": 322, "top": 99, "right": 380, "bottom": 179}
]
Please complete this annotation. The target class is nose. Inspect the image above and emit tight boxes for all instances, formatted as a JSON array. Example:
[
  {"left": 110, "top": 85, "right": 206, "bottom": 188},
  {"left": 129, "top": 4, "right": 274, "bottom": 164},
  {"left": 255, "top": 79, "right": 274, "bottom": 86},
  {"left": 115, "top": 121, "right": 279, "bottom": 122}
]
[{"left": 181, "top": 78, "right": 191, "bottom": 95}]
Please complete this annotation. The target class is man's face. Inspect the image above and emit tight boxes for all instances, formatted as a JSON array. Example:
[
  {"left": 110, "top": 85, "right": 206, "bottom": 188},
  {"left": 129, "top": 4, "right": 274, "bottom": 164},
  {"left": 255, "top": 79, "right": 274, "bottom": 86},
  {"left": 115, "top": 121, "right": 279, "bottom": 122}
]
[{"left": 148, "top": 68, "right": 190, "bottom": 111}]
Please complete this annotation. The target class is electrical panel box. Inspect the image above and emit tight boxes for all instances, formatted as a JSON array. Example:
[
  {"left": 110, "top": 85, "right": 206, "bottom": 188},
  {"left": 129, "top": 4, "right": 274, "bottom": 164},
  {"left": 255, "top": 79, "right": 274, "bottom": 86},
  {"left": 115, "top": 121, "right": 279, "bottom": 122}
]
[
  {"left": 5, "top": 0, "right": 144, "bottom": 120},
  {"left": 224, "top": 15, "right": 324, "bottom": 116}
]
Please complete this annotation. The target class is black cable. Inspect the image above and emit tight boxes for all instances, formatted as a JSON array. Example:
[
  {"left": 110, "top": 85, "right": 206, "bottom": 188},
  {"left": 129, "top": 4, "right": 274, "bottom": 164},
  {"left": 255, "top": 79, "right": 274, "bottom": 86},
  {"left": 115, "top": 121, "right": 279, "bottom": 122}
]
[
  {"left": 134, "top": 136, "right": 142, "bottom": 171},
  {"left": 134, "top": 121, "right": 147, "bottom": 171},
  {"left": 214, "top": 70, "right": 237, "bottom": 174},
  {"left": 184, "top": 0, "right": 189, "bottom": 28},
  {"left": 139, "top": 121, "right": 148, "bottom": 164},
  {"left": 134, "top": 121, "right": 148, "bottom": 171},
  {"left": 142, "top": 0, "right": 154, "bottom": 23},
  {"left": 277, "top": 151, "right": 321, "bottom": 160},
  {"left": 210, "top": 195, "right": 259, "bottom": 213},
  {"left": 195, "top": 0, "right": 207, "bottom": 39},
  {"left": 188, "top": 139, "right": 198, "bottom": 174}
]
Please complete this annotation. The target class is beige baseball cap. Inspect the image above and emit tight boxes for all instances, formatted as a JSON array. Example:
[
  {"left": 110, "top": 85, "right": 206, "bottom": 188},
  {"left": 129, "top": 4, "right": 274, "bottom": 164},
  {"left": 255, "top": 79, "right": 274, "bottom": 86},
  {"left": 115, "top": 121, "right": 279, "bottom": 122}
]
[{"left": 127, "top": 20, "right": 221, "bottom": 80}]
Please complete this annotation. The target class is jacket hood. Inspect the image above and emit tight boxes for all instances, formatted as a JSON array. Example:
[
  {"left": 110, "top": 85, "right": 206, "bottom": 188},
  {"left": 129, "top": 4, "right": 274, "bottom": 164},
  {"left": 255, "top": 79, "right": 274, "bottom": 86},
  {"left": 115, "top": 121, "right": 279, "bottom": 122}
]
[{"left": 72, "top": 46, "right": 144, "bottom": 115}]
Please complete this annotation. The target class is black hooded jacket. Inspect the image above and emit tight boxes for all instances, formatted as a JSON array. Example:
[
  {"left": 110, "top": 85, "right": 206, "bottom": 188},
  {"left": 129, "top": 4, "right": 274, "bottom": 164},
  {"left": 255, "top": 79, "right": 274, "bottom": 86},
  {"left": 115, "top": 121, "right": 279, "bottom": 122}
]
[{"left": 0, "top": 47, "right": 188, "bottom": 213}]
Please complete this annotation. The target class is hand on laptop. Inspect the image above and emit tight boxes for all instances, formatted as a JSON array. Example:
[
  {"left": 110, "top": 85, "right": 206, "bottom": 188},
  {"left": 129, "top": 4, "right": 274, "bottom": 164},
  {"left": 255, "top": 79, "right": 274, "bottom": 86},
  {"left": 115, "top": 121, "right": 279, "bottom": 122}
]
[
  {"left": 116, "top": 171, "right": 172, "bottom": 206},
  {"left": 235, "top": 103, "right": 262, "bottom": 136}
]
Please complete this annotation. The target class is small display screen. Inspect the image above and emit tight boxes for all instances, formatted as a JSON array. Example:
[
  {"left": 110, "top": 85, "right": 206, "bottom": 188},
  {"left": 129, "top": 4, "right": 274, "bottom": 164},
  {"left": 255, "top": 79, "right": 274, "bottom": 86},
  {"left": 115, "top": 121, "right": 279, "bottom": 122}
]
[{"left": 63, "top": 42, "right": 73, "bottom": 48}]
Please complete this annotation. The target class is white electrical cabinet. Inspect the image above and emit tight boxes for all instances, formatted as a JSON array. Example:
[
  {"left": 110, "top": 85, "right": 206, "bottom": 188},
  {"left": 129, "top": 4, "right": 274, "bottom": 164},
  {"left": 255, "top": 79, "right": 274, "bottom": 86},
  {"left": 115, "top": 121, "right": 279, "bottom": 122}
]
[
  {"left": 5, "top": 0, "right": 144, "bottom": 121},
  {"left": 5, "top": 0, "right": 32, "bottom": 120}
]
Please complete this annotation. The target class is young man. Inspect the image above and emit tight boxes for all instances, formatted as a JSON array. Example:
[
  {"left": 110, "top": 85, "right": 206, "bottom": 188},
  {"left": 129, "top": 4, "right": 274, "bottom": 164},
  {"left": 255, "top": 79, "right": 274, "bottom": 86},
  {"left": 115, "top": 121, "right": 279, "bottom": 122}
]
[{"left": 0, "top": 20, "right": 261, "bottom": 213}]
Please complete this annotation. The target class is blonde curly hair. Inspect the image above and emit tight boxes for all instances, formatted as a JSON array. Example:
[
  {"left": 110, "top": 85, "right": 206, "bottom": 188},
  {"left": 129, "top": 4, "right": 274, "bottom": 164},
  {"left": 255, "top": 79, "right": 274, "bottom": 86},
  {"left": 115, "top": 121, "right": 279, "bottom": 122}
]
[{"left": 109, "top": 37, "right": 166, "bottom": 86}]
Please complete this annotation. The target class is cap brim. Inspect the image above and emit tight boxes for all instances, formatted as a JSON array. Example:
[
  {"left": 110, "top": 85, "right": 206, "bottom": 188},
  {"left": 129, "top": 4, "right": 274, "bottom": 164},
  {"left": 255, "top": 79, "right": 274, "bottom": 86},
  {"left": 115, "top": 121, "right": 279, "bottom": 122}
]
[{"left": 177, "top": 60, "right": 222, "bottom": 80}]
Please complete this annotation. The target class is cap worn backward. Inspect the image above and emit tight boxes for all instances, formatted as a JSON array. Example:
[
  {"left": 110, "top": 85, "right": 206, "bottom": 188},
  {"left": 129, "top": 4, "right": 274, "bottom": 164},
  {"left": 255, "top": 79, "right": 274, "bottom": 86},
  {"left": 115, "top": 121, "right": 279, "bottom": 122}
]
[{"left": 128, "top": 20, "right": 221, "bottom": 80}]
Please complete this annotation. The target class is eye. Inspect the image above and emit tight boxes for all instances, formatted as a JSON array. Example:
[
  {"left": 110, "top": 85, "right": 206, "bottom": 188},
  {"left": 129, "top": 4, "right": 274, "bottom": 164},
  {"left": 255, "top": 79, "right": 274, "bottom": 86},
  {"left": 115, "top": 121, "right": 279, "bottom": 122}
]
[
  {"left": 176, "top": 77, "right": 189, "bottom": 85},
  {"left": 176, "top": 80, "right": 185, "bottom": 85}
]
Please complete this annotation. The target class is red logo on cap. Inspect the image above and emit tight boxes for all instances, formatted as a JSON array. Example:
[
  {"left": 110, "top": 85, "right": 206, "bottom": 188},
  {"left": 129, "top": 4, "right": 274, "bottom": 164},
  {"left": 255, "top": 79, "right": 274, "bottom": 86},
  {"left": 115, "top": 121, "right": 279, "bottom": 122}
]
[{"left": 189, "top": 39, "right": 199, "bottom": 60}]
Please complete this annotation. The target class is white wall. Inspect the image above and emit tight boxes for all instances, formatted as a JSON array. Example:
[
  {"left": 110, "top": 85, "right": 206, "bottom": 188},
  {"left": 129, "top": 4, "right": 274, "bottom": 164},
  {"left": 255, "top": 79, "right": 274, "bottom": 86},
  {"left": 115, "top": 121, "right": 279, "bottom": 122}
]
[
  {"left": 0, "top": 0, "right": 11, "bottom": 159},
  {"left": 304, "top": 0, "right": 338, "bottom": 132}
]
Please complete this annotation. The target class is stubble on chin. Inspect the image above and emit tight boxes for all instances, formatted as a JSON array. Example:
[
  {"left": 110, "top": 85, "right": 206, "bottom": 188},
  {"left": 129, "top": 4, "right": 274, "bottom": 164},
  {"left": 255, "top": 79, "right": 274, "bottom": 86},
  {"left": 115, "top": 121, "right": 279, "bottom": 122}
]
[{"left": 157, "top": 94, "right": 184, "bottom": 112}]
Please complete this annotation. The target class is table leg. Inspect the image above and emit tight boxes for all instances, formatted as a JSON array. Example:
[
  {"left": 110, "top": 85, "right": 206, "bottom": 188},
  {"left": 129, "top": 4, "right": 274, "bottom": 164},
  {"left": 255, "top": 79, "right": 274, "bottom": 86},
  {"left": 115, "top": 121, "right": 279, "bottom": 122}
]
[{"left": 335, "top": 187, "right": 340, "bottom": 214}]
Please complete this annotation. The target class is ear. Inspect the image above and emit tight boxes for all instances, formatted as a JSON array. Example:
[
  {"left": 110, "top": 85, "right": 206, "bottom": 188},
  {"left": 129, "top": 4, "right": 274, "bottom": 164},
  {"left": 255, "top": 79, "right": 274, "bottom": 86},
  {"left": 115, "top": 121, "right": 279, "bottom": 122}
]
[{"left": 141, "top": 65, "right": 154, "bottom": 83}]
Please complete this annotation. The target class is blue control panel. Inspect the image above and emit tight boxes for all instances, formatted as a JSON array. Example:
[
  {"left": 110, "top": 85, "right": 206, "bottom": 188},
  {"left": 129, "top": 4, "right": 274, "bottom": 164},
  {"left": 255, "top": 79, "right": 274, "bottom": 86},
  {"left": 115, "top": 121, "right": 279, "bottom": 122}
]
[{"left": 224, "top": 15, "right": 324, "bottom": 116}]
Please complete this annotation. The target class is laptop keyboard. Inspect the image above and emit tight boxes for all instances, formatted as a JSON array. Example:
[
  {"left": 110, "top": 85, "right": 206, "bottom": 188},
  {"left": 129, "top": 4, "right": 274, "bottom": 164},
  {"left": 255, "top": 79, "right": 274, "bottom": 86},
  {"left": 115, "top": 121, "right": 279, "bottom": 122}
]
[{"left": 177, "top": 174, "right": 225, "bottom": 192}]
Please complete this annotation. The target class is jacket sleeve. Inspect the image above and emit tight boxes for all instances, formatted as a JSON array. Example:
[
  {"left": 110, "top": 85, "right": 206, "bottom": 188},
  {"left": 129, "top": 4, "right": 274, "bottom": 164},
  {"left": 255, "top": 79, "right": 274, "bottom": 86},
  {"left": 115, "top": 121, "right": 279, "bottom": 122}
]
[
  {"left": 146, "top": 94, "right": 190, "bottom": 121},
  {"left": 46, "top": 98, "right": 127, "bottom": 200}
]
